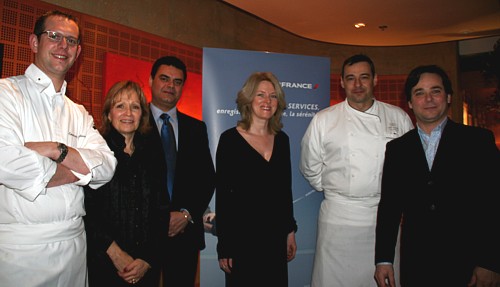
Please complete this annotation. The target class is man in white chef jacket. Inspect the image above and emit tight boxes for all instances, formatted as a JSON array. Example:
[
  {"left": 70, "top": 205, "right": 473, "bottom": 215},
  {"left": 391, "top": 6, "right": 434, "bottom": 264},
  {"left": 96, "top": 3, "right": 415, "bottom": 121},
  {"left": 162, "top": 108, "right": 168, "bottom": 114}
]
[
  {"left": 300, "top": 54, "right": 413, "bottom": 287},
  {"left": 0, "top": 10, "right": 117, "bottom": 287}
]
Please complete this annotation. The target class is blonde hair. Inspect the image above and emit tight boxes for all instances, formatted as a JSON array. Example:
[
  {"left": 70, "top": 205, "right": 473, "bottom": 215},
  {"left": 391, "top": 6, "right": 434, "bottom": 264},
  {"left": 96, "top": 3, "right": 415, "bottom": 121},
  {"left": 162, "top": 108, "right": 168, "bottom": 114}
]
[
  {"left": 99, "top": 80, "right": 151, "bottom": 135},
  {"left": 236, "top": 72, "right": 286, "bottom": 134}
]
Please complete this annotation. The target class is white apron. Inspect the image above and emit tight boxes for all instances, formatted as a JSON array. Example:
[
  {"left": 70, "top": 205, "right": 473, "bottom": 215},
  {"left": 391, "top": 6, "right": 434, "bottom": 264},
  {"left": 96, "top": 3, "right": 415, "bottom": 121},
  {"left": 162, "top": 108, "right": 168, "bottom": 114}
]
[
  {"left": 311, "top": 197, "right": 401, "bottom": 287},
  {"left": 0, "top": 219, "right": 88, "bottom": 287}
]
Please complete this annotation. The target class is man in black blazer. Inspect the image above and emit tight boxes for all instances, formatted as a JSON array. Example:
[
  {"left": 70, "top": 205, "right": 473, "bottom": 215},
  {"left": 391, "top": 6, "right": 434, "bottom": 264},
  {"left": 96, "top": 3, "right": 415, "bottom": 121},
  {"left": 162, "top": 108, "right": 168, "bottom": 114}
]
[
  {"left": 146, "top": 56, "right": 216, "bottom": 286},
  {"left": 374, "top": 65, "right": 500, "bottom": 287}
]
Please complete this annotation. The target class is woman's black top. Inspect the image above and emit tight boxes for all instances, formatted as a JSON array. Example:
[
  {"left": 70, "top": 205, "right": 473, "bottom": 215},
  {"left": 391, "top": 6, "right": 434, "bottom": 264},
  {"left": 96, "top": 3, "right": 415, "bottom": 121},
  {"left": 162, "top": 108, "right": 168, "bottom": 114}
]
[{"left": 85, "top": 127, "right": 167, "bottom": 287}]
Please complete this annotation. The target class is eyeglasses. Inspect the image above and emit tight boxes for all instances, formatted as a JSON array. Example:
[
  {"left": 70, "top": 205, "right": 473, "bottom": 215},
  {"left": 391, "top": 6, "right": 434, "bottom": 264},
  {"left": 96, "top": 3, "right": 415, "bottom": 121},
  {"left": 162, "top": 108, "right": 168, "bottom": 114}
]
[{"left": 38, "top": 31, "right": 80, "bottom": 47}]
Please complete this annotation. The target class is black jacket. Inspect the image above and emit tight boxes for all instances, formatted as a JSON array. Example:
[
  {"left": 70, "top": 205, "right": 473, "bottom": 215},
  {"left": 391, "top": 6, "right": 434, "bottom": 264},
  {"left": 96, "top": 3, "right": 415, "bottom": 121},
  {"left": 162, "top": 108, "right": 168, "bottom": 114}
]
[
  {"left": 375, "top": 119, "right": 500, "bottom": 286},
  {"left": 84, "top": 127, "right": 168, "bottom": 286}
]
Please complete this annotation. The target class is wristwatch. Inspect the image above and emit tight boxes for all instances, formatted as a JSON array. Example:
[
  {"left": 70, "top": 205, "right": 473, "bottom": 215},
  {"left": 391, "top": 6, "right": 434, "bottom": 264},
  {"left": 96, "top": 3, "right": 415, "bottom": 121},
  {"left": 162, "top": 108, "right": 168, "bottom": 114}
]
[{"left": 55, "top": 142, "right": 68, "bottom": 163}]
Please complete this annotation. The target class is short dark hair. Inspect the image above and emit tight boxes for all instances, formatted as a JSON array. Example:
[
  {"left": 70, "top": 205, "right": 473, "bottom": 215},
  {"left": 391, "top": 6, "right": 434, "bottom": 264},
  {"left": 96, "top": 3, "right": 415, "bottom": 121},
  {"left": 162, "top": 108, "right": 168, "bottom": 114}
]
[
  {"left": 341, "top": 54, "right": 375, "bottom": 77},
  {"left": 404, "top": 65, "right": 453, "bottom": 102},
  {"left": 150, "top": 56, "right": 187, "bottom": 82},
  {"left": 34, "top": 10, "right": 81, "bottom": 42}
]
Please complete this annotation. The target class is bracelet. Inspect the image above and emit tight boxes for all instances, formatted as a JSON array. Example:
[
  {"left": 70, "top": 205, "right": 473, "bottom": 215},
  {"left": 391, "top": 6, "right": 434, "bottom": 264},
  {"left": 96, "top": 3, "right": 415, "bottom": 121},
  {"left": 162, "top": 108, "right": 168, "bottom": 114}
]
[
  {"left": 182, "top": 210, "right": 194, "bottom": 224},
  {"left": 54, "top": 142, "right": 68, "bottom": 163}
]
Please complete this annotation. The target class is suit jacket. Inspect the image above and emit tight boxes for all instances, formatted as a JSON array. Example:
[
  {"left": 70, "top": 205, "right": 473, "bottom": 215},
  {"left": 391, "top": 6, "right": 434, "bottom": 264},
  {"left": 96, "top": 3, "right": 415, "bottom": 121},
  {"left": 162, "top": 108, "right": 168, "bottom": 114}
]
[
  {"left": 146, "top": 110, "right": 216, "bottom": 251},
  {"left": 375, "top": 119, "right": 500, "bottom": 286}
]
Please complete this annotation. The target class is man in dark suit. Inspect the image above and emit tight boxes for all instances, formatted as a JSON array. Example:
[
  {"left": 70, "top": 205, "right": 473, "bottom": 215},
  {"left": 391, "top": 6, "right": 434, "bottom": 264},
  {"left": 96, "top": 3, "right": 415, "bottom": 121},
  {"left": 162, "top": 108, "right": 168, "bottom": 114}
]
[
  {"left": 146, "top": 56, "right": 216, "bottom": 286},
  {"left": 374, "top": 65, "right": 500, "bottom": 287}
]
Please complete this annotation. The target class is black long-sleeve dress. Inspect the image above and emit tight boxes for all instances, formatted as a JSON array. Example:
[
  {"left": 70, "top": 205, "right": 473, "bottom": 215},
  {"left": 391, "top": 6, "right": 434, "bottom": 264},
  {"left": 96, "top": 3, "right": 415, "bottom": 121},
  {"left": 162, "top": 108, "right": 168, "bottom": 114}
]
[
  {"left": 215, "top": 127, "right": 297, "bottom": 287},
  {"left": 84, "top": 127, "right": 168, "bottom": 287}
]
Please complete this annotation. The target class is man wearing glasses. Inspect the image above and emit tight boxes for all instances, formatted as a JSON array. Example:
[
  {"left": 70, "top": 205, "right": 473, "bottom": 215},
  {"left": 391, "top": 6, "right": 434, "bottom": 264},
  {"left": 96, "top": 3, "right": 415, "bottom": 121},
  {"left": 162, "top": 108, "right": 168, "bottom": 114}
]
[{"left": 0, "top": 10, "right": 117, "bottom": 287}]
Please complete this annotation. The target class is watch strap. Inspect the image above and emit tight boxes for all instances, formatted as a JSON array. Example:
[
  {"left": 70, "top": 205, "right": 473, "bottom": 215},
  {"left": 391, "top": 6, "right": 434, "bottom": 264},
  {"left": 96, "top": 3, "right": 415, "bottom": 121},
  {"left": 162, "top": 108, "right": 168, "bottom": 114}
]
[{"left": 55, "top": 142, "right": 68, "bottom": 163}]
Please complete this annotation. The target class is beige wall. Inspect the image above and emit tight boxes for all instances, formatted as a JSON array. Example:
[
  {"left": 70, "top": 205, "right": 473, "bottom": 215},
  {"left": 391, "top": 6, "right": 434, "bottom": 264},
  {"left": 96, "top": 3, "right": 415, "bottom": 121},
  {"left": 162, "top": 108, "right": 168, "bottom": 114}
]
[{"left": 42, "top": 0, "right": 462, "bottom": 121}]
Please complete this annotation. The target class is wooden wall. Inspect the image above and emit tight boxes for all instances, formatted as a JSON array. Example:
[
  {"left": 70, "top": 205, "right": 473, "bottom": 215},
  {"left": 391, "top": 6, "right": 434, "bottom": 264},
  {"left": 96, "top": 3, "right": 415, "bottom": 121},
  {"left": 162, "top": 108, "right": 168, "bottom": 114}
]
[
  {"left": 2, "top": 0, "right": 462, "bottom": 123},
  {"left": 1, "top": 0, "right": 202, "bottom": 124}
]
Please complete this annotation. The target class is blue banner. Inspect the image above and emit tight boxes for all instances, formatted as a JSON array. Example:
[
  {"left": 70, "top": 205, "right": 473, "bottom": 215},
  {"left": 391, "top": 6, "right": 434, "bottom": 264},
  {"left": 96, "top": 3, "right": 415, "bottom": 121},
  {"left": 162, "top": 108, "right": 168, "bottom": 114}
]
[{"left": 201, "top": 47, "right": 330, "bottom": 286}]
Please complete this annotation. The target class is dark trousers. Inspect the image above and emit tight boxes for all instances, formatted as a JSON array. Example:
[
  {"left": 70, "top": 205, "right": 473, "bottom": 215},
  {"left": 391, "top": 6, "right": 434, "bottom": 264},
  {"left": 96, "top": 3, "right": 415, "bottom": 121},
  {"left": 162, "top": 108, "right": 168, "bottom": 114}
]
[{"left": 160, "top": 238, "right": 199, "bottom": 287}]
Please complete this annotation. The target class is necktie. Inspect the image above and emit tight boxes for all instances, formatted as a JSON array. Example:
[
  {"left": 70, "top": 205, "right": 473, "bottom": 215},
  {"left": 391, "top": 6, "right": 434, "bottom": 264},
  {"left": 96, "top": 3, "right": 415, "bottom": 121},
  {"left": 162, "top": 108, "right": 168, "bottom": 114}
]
[{"left": 160, "top": 113, "right": 177, "bottom": 198}]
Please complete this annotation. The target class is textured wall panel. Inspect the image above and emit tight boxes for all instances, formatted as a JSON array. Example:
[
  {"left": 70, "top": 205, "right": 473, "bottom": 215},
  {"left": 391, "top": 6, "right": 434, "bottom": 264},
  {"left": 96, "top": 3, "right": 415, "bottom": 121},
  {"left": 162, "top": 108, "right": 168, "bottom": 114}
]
[
  {"left": 1, "top": 0, "right": 203, "bottom": 127},
  {"left": 1, "top": 0, "right": 406, "bottom": 127}
]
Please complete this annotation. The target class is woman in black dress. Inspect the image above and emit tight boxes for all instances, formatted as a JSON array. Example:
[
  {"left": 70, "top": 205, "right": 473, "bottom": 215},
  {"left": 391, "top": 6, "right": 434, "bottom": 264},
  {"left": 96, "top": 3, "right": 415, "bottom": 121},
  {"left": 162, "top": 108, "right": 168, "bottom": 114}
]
[
  {"left": 216, "top": 72, "right": 298, "bottom": 286},
  {"left": 85, "top": 81, "right": 167, "bottom": 286}
]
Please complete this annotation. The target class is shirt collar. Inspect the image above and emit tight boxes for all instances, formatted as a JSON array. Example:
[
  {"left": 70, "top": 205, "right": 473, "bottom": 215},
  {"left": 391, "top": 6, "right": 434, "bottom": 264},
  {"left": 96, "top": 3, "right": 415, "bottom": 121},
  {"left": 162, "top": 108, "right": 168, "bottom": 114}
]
[
  {"left": 345, "top": 97, "right": 377, "bottom": 111},
  {"left": 150, "top": 103, "right": 177, "bottom": 122},
  {"left": 25, "top": 64, "right": 67, "bottom": 96},
  {"left": 345, "top": 98, "right": 380, "bottom": 120},
  {"left": 417, "top": 117, "right": 448, "bottom": 137},
  {"left": 150, "top": 103, "right": 178, "bottom": 135}
]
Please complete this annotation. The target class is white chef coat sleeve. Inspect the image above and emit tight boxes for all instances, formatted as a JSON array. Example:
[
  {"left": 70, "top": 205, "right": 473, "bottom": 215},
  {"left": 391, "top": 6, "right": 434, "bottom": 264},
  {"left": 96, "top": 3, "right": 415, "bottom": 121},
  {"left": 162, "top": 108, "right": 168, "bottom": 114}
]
[
  {"left": 300, "top": 114, "right": 324, "bottom": 192},
  {"left": 70, "top": 113, "right": 117, "bottom": 189},
  {"left": 0, "top": 87, "right": 56, "bottom": 201}
]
